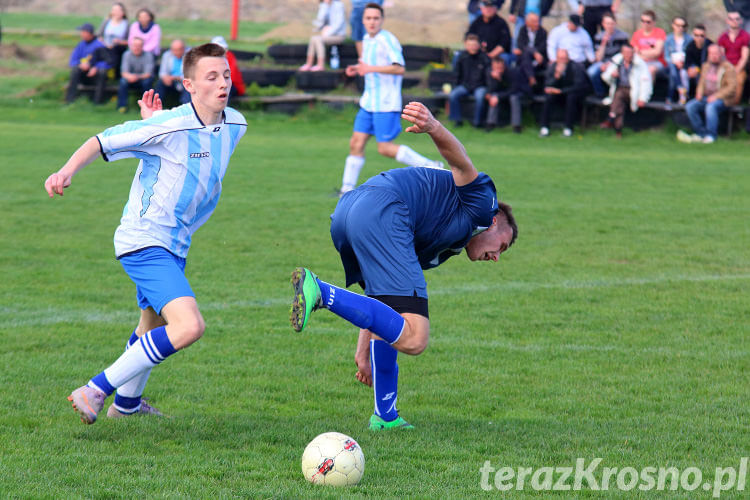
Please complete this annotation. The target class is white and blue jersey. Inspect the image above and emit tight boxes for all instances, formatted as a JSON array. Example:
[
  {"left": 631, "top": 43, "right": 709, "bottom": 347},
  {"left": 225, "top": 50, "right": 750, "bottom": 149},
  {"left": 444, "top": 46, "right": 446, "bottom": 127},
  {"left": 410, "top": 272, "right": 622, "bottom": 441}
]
[
  {"left": 359, "top": 29, "right": 405, "bottom": 112},
  {"left": 96, "top": 103, "right": 247, "bottom": 258}
]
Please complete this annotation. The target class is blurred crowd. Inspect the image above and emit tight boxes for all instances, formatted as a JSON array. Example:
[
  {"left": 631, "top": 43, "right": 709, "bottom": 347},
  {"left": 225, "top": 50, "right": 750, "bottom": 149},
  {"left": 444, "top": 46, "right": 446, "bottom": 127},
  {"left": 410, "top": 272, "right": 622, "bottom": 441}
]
[{"left": 65, "top": 2, "right": 246, "bottom": 112}]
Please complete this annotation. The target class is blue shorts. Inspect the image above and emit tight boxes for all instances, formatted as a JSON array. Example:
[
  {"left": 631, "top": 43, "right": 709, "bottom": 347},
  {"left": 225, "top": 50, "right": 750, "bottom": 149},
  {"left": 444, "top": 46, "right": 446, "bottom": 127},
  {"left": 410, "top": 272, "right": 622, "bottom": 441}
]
[
  {"left": 119, "top": 246, "right": 195, "bottom": 314},
  {"left": 330, "top": 187, "right": 427, "bottom": 298},
  {"left": 353, "top": 108, "right": 402, "bottom": 143}
]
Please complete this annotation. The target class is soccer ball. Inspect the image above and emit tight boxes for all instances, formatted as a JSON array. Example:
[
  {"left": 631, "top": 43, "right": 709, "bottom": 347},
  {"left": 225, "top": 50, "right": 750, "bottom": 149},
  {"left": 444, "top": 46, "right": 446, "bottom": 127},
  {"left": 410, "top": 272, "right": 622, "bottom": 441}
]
[{"left": 301, "top": 432, "right": 365, "bottom": 486}]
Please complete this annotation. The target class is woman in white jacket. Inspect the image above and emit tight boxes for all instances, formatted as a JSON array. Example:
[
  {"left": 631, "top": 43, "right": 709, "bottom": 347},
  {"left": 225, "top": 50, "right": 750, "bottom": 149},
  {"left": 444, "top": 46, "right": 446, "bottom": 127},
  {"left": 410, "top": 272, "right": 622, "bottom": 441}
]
[
  {"left": 300, "top": 0, "right": 347, "bottom": 71},
  {"left": 600, "top": 44, "right": 653, "bottom": 136}
]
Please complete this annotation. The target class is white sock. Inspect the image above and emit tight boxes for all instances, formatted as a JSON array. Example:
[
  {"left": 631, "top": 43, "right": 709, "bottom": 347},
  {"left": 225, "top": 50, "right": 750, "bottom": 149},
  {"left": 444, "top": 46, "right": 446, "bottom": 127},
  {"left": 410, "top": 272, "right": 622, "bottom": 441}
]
[
  {"left": 395, "top": 145, "right": 441, "bottom": 168},
  {"left": 101, "top": 329, "right": 172, "bottom": 389},
  {"left": 341, "top": 155, "right": 365, "bottom": 193}
]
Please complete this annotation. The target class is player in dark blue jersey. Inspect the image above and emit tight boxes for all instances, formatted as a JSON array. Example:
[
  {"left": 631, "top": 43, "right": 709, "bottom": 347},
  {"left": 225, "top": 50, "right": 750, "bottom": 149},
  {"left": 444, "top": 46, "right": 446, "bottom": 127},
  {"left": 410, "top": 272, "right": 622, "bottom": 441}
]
[{"left": 290, "top": 101, "right": 517, "bottom": 430}]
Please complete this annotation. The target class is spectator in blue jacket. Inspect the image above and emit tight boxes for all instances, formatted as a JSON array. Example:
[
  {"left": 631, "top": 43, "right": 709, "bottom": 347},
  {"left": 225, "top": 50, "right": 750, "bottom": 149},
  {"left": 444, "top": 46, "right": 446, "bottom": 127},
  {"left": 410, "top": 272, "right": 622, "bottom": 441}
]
[{"left": 65, "top": 23, "right": 111, "bottom": 105}]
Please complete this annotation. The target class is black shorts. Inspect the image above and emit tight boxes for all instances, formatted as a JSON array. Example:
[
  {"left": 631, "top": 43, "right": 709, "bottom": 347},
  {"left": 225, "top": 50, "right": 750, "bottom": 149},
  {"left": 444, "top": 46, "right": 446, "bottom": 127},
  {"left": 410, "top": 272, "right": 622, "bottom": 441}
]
[{"left": 369, "top": 294, "right": 429, "bottom": 319}]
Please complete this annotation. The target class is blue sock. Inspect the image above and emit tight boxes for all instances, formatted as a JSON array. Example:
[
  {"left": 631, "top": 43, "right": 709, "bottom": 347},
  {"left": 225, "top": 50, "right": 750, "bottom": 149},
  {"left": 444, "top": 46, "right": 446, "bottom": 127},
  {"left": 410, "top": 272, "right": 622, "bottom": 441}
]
[
  {"left": 316, "top": 279, "right": 405, "bottom": 344},
  {"left": 371, "top": 339, "right": 399, "bottom": 421},
  {"left": 126, "top": 330, "right": 138, "bottom": 349}
]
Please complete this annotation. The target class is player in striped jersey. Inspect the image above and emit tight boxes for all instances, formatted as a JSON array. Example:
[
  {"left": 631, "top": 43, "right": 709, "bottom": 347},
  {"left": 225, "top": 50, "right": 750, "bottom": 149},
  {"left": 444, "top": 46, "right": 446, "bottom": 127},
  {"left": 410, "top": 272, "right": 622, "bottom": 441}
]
[
  {"left": 44, "top": 43, "right": 247, "bottom": 424},
  {"left": 339, "top": 3, "right": 443, "bottom": 195}
]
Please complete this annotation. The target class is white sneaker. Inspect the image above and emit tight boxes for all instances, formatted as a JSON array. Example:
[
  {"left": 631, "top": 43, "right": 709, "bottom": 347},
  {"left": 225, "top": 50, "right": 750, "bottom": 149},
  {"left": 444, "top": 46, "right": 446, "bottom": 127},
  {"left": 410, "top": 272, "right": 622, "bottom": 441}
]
[
  {"left": 539, "top": 127, "right": 549, "bottom": 137},
  {"left": 702, "top": 135, "right": 715, "bottom": 144},
  {"left": 562, "top": 128, "right": 573, "bottom": 137},
  {"left": 691, "top": 134, "right": 703, "bottom": 143},
  {"left": 676, "top": 130, "right": 693, "bottom": 143}
]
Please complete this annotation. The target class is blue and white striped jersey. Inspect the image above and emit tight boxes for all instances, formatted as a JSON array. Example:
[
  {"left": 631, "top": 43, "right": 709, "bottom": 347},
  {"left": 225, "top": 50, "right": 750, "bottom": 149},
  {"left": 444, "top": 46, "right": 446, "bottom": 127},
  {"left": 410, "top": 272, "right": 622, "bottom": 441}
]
[
  {"left": 96, "top": 103, "right": 247, "bottom": 258},
  {"left": 359, "top": 29, "right": 405, "bottom": 112}
]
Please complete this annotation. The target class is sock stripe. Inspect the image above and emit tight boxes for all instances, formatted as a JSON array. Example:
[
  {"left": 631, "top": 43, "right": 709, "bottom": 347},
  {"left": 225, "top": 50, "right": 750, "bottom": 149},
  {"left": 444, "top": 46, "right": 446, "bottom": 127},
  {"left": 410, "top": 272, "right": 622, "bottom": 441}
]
[
  {"left": 139, "top": 336, "right": 160, "bottom": 364},
  {"left": 144, "top": 332, "right": 165, "bottom": 361},
  {"left": 370, "top": 339, "right": 380, "bottom": 417}
]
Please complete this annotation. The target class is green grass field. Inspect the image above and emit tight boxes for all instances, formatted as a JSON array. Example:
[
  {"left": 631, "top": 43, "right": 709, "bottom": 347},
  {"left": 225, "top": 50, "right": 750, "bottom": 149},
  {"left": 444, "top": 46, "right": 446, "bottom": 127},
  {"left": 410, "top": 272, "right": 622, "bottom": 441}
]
[{"left": 0, "top": 99, "right": 748, "bottom": 498}]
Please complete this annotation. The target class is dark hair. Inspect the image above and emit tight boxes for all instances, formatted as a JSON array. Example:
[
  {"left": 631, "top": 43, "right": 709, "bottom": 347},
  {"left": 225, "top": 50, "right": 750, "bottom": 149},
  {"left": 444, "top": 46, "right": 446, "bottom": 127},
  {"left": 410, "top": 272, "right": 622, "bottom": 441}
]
[
  {"left": 621, "top": 42, "right": 633, "bottom": 50},
  {"left": 695, "top": 23, "right": 706, "bottom": 31},
  {"left": 111, "top": 2, "right": 128, "bottom": 20},
  {"left": 137, "top": 7, "right": 155, "bottom": 23},
  {"left": 364, "top": 2, "right": 384, "bottom": 16},
  {"left": 183, "top": 43, "right": 226, "bottom": 79},
  {"left": 497, "top": 202, "right": 517, "bottom": 247},
  {"left": 491, "top": 55, "right": 505, "bottom": 63},
  {"left": 465, "top": 33, "right": 480, "bottom": 42},
  {"left": 673, "top": 15, "right": 687, "bottom": 27},
  {"left": 642, "top": 10, "right": 656, "bottom": 21},
  {"left": 602, "top": 12, "right": 616, "bottom": 23}
]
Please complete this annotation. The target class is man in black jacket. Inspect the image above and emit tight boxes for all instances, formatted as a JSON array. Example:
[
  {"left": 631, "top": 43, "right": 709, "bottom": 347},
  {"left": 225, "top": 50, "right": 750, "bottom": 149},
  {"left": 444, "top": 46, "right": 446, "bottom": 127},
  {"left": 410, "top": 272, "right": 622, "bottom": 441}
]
[
  {"left": 508, "top": 0, "right": 554, "bottom": 48},
  {"left": 513, "top": 12, "right": 547, "bottom": 87},
  {"left": 685, "top": 24, "right": 713, "bottom": 97},
  {"left": 449, "top": 33, "right": 491, "bottom": 127},
  {"left": 539, "top": 48, "right": 590, "bottom": 137},
  {"left": 468, "top": 0, "right": 512, "bottom": 64},
  {"left": 484, "top": 56, "right": 530, "bottom": 133}
]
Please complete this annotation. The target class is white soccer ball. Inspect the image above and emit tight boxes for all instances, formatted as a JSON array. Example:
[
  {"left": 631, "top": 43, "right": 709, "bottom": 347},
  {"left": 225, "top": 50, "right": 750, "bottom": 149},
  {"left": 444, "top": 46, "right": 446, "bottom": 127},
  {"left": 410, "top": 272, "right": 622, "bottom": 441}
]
[{"left": 301, "top": 431, "right": 365, "bottom": 486}]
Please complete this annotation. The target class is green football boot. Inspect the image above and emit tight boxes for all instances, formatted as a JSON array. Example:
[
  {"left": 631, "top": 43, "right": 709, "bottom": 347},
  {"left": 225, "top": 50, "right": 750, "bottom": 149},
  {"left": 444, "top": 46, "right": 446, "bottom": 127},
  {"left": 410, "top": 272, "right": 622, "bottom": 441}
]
[
  {"left": 290, "top": 267, "right": 322, "bottom": 332},
  {"left": 368, "top": 414, "right": 415, "bottom": 431}
]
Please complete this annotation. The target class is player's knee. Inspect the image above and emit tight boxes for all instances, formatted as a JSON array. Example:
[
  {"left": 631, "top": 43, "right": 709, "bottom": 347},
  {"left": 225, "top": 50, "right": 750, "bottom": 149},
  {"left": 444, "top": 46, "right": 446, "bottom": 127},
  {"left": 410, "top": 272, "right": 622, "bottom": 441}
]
[
  {"left": 376, "top": 142, "right": 390, "bottom": 156},
  {"left": 399, "top": 334, "right": 428, "bottom": 356},
  {"left": 177, "top": 314, "right": 205, "bottom": 344},
  {"left": 349, "top": 137, "right": 365, "bottom": 155}
]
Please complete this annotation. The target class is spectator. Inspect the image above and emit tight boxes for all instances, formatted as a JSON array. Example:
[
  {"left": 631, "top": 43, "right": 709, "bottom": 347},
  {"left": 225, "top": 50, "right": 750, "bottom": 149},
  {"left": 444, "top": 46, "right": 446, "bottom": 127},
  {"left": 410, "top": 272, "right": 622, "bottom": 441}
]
[
  {"left": 468, "top": 0, "right": 512, "bottom": 65},
  {"left": 539, "top": 48, "right": 589, "bottom": 137},
  {"left": 351, "top": 0, "right": 384, "bottom": 57},
  {"left": 717, "top": 11, "right": 750, "bottom": 103},
  {"left": 128, "top": 8, "right": 161, "bottom": 57},
  {"left": 677, "top": 44, "right": 737, "bottom": 144},
  {"left": 484, "top": 56, "right": 529, "bottom": 133},
  {"left": 587, "top": 12, "right": 629, "bottom": 97},
  {"left": 600, "top": 44, "right": 652, "bottom": 138},
  {"left": 724, "top": 0, "right": 750, "bottom": 33},
  {"left": 65, "top": 23, "right": 111, "bottom": 105},
  {"left": 575, "top": 0, "right": 621, "bottom": 40},
  {"left": 449, "top": 33, "right": 491, "bottom": 128},
  {"left": 513, "top": 12, "right": 548, "bottom": 87},
  {"left": 211, "top": 36, "right": 247, "bottom": 98},
  {"left": 155, "top": 39, "right": 189, "bottom": 106},
  {"left": 300, "top": 0, "right": 347, "bottom": 71},
  {"left": 685, "top": 24, "right": 713, "bottom": 96},
  {"left": 664, "top": 16, "right": 692, "bottom": 105},
  {"left": 468, "top": 0, "right": 504, "bottom": 25},
  {"left": 546, "top": 14, "right": 595, "bottom": 64},
  {"left": 117, "top": 37, "right": 154, "bottom": 112},
  {"left": 97, "top": 2, "right": 129, "bottom": 80},
  {"left": 630, "top": 10, "right": 666, "bottom": 79},
  {"left": 508, "top": 0, "right": 554, "bottom": 49}
]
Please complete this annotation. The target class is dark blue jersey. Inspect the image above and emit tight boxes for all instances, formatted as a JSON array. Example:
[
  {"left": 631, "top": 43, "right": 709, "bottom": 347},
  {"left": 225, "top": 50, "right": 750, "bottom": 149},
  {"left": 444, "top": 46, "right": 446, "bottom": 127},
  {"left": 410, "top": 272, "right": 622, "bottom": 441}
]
[{"left": 363, "top": 167, "right": 498, "bottom": 269}]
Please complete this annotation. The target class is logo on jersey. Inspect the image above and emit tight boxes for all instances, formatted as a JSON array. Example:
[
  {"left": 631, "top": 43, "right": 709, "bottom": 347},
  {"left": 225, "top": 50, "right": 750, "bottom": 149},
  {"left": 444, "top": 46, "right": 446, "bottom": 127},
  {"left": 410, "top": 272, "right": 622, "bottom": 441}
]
[
  {"left": 213, "top": 127, "right": 221, "bottom": 132},
  {"left": 189, "top": 152, "right": 210, "bottom": 158}
]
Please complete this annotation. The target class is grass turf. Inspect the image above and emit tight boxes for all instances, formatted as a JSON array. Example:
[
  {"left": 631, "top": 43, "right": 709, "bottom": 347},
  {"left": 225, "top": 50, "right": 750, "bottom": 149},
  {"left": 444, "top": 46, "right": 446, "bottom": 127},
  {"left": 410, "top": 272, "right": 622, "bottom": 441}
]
[{"left": 0, "top": 102, "right": 748, "bottom": 498}]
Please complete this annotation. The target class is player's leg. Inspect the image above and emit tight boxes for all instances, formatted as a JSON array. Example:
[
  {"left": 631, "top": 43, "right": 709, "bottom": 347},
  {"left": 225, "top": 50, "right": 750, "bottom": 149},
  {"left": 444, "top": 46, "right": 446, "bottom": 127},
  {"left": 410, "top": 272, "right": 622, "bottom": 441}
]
[
  {"left": 108, "top": 306, "right": 166, "bottom": 418},
  {"left": 341, "top": 108, "right": 373, "bottom": 194},
  {"left": 68, "top": 247, "right": 197, "bottom": 424},
  {"left": 373, "top": 112, "right": 443, "bottom": 168},
  {"left": 291, "top": 190, "right": 431, "bottom": 357}
]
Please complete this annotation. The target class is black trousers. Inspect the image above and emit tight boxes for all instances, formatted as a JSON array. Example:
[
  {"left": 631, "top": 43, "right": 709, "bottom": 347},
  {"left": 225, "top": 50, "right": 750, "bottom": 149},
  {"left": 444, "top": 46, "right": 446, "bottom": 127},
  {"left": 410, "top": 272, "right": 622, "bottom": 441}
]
[
  {"left": 541, "top": 91, "right": 586, "bottom": 129},
  {"left": 583, "top": 5, "right": 612, "bottom": 40},
  {"left": 66, "top": 67, "right": 108, "bottom": 104}
]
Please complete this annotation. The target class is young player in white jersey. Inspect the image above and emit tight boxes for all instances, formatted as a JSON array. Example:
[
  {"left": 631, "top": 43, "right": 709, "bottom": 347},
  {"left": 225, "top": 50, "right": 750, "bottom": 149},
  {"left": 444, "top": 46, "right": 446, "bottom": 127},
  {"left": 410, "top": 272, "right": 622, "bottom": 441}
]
[
  {"left": 339, "top": 3, "right": 443, "bottom": 195},
  {"left": 44, "top": 43, "right": 247, "bottom": 424}
]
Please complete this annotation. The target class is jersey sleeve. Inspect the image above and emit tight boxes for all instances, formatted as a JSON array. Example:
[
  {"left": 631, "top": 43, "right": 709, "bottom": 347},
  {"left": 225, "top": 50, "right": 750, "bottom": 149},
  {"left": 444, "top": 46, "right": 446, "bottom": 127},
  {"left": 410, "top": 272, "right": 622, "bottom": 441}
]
[
  {"left": 456, "top": 172, "right": 498, "bottom": 229},
  {"left": 384, "top": 32, "right": 405, "bottom": 66},
  {"left": 96, "top": 116, "right": 173, "bottom": 162}
]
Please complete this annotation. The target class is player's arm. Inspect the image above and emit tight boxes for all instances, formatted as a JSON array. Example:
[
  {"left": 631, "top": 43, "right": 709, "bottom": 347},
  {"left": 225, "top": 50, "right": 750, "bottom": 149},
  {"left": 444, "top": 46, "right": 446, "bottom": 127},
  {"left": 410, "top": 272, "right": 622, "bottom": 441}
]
[
  {"left": 44, "top": 137, "right": 102, "bottom": 197},
  {"left": 357, "top": 61, "right": 404, "bottom": 76},
  {"left": 401, "top": 101, "right": 478, "bottom": 186}
]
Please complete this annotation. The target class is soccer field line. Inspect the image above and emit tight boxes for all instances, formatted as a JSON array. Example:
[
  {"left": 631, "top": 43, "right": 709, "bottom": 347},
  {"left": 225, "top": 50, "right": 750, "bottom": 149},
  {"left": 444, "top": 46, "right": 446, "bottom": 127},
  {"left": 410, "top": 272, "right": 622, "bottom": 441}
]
[{"left": 3, "top": 272, "right": 749, "bottom": 328}]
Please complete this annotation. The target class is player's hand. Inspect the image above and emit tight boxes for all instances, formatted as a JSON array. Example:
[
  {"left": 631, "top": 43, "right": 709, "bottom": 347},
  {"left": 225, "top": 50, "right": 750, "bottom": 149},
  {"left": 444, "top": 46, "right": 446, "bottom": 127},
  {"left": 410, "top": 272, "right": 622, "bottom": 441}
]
[
  {"left": 138, "top": 89, "right": 162, "bottom": 119},
  {"left": 44, "top": 171, "right": 72, "bottom": 197},
  {"left": 354, "top": 353, "right": 372, "bottom": 387},
  {"left": 345, "top": 64, "right": 359, "bottom": 77},
  {"left": 356, "top": 61, "right": 371, "bottom": 76},
  {"left": 402, "top": 101, "right": 438, "bottom": 134}
]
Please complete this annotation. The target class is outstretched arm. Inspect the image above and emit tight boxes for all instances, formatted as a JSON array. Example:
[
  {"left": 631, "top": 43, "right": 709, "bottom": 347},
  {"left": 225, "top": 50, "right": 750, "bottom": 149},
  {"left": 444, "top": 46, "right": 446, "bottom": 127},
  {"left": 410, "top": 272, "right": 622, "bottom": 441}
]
[
  {"left": 401, "top": 101, "right": 478, "bottom": 186},
  {"left": 44, "top": 137, "right": 102, "bottom": 197}
]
